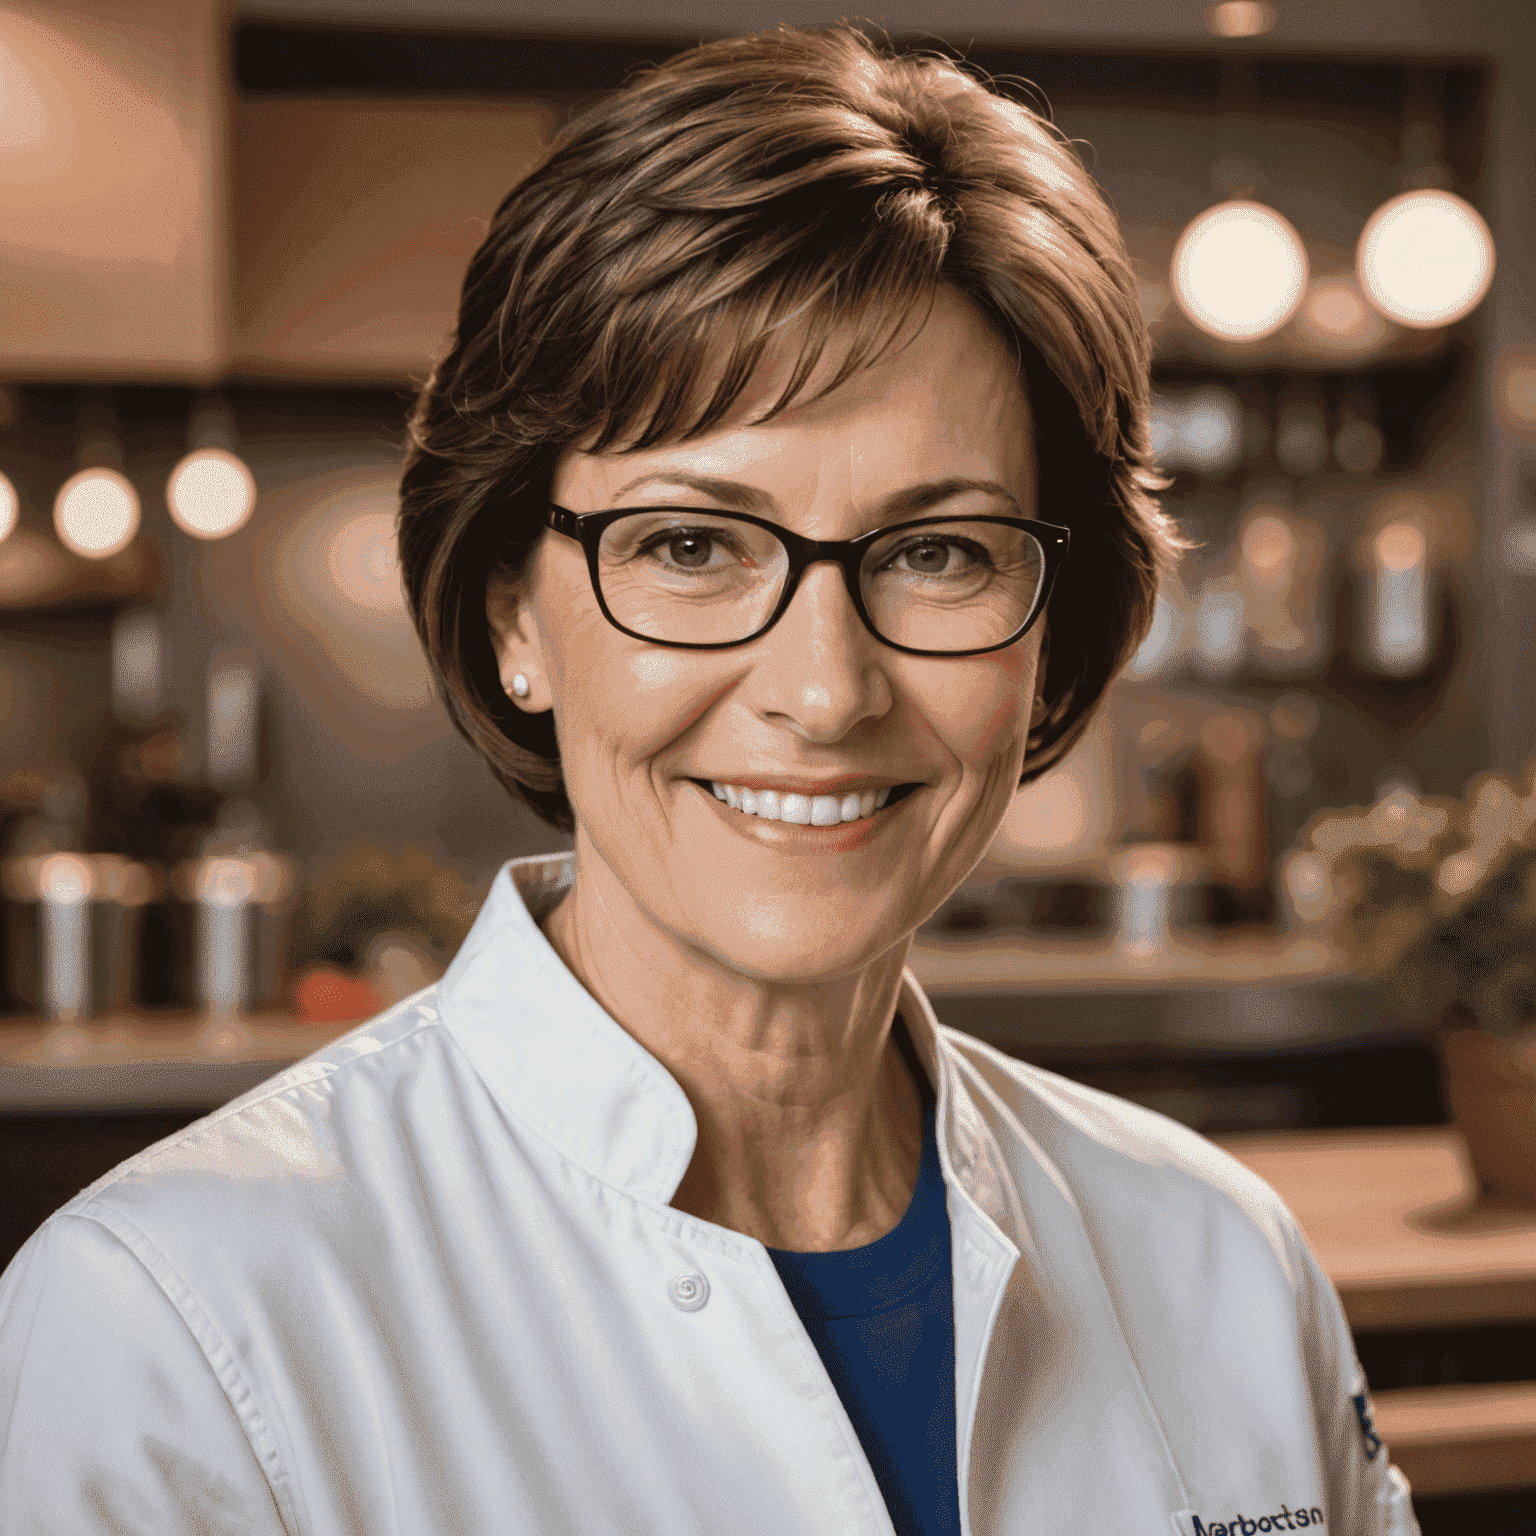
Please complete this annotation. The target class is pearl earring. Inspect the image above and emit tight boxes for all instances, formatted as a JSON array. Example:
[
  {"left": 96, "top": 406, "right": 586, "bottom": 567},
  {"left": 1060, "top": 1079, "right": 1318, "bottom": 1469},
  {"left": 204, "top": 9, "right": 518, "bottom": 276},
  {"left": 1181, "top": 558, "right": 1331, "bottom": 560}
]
[{"left": 511, "top": 673, "right": 530, "bottom": 699}]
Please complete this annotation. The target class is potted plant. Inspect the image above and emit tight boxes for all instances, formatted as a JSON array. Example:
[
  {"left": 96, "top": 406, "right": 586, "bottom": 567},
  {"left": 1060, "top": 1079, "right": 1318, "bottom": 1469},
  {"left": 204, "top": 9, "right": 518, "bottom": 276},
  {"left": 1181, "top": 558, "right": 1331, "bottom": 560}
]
[{"left": 1301, "top": 762, "right": 1536, "bottom": 1203}]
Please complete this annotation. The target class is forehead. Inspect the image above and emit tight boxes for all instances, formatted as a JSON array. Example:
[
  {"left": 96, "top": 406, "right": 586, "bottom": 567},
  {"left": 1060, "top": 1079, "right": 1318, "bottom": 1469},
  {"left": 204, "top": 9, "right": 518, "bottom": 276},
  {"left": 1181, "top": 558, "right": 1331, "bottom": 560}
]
[{"left": 553, "top": 288, "right": 1036, "bottom": 519}]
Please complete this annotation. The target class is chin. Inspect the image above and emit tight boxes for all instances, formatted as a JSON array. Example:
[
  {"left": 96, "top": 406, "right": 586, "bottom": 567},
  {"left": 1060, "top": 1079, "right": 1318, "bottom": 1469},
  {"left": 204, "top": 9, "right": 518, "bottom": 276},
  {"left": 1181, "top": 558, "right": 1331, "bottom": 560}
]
[{"left": 683, "top": 895, "right": 909, "bottom": 985}]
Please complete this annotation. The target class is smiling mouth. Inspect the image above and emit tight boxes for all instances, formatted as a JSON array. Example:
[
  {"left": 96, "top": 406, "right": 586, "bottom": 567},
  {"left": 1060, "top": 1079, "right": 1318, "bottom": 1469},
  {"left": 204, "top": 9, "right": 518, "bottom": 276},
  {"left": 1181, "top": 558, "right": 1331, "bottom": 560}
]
[{"left": 689, "top": 780, "right": 923, "bottom": 825}]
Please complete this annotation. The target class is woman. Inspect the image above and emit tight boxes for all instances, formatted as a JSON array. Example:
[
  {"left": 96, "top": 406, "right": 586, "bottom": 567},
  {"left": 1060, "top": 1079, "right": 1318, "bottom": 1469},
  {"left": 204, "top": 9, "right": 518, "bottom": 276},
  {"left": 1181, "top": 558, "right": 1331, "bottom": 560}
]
[{"left": 0, "top": 25, "right": 1417, "bottom": 1536}]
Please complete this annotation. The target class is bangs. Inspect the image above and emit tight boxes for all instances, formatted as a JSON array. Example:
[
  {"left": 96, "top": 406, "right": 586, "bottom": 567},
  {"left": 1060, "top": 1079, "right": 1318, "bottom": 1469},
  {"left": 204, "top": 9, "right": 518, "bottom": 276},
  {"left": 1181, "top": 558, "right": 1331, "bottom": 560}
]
[{"left": 567, "top": 187, "right": 952, "bottom": 454}]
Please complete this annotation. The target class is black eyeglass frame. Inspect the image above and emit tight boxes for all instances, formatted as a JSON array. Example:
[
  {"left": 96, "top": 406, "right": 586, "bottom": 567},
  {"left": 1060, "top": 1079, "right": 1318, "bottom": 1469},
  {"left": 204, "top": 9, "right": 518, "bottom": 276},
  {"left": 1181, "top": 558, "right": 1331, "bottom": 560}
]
[{"left": 543, "top": 503, "right": 1071, "bottom": 657}]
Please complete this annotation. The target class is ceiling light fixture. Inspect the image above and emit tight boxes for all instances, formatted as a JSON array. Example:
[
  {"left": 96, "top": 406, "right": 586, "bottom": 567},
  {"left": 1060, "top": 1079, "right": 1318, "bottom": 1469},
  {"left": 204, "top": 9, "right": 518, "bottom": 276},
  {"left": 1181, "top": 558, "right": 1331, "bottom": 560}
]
[
  {"left": 1357, "top": 189, "right": 1495, "bottom": 329},
  {"left": 1172, "top": 201, "right": 1308, "bottom": 342},
  {"left": 167, "top": 395, "right": 257, "bottom": 540}
]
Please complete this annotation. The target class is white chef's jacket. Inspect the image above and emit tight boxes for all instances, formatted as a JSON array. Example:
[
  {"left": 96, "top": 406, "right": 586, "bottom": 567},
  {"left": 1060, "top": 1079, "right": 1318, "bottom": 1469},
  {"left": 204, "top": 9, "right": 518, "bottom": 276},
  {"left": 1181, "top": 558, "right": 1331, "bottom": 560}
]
[{"left": 0, "top": 852, "right": 1419, "bottom": 1536}]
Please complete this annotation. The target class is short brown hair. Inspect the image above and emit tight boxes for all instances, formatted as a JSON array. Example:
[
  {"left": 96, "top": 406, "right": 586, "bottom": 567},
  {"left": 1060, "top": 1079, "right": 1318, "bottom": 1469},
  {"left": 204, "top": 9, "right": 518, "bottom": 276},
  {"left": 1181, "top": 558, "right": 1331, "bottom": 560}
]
[{"left": 399, "top": 23, "right": 1180, "bottom": 833}]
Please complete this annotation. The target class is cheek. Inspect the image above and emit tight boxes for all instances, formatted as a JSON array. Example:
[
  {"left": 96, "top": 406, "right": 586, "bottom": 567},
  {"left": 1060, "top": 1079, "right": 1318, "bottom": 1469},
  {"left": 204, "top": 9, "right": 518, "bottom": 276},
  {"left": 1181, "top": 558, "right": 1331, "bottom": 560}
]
[
  {"left": 540, "top": 589, "right": 729, "bottom": 780},
  {"left": 916, "top": 647, "right": 1038, "bottom": 774}
]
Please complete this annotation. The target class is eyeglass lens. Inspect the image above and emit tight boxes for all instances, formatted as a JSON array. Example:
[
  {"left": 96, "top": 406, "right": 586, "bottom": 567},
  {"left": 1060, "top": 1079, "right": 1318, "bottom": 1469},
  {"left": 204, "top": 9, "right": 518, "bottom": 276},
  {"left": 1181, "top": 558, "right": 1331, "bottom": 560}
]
[{"left": 595, "top": 510, "right": 1046, "bottom": 651}]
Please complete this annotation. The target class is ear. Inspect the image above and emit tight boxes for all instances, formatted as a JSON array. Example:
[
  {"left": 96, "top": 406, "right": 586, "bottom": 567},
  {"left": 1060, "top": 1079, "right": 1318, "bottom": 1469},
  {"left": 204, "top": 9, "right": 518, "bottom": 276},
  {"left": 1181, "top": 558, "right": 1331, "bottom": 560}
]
[{"left": 486, "top": 577, "right": 552, "bottom": 713}]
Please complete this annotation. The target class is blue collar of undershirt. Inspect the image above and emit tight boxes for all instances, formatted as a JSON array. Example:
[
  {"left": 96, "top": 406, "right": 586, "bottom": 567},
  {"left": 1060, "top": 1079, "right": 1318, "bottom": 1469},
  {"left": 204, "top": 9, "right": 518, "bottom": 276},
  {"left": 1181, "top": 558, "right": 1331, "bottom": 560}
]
[{"left": 766, "top": 1080, "right": 947, "bottom": 1323}]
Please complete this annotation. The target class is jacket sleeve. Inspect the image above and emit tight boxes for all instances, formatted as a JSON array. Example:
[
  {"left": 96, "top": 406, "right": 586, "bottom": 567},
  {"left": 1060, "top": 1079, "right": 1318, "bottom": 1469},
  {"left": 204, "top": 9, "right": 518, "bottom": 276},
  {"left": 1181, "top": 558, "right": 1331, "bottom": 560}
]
[
  {"left": 1288, "top": 1218, "right": 1421, "bottom": 1536},
  {"left": 0, "top": 1213, "right": 290, "bottom": 1536}
]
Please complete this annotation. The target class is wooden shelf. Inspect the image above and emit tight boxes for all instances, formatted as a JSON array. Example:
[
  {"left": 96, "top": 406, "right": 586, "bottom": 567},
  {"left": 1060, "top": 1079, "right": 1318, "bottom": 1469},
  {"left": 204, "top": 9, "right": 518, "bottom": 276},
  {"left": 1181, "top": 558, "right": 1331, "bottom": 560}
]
[
  {"left": 0, "top": 1011, "right": 350, "bottom": 1111},
  {"left": 1216, "top": 1128, "right": 1536, "bottom": 1499},
  {"left": 0, "top": 528, "right": 162, "bottom": 618},
  {"left": 908, "top": 929, "right": 1355, "bottom": 996},
  {"left": 1216, "top": 1127, "right": 1536, "bottom": 1332},
  {"left": 1371, "top": 1381, "right": 1536, "bottom": 1497}
]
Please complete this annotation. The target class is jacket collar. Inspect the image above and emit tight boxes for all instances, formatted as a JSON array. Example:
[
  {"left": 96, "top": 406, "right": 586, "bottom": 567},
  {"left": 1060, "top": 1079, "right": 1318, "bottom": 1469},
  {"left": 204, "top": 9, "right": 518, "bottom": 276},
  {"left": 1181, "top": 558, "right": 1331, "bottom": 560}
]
[{"left": 435, "top": 852, "right": 1010, "bottom": 1234}]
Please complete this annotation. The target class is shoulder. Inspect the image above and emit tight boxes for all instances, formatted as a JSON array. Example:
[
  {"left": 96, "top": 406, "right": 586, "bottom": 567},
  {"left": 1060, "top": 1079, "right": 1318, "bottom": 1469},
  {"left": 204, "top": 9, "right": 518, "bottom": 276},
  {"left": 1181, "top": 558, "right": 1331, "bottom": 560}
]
[
  {"left": 54, "top": 988, "right": 457, "bottom": 1253},
  {"left": 934, "top": 1024, "right": 1302, "bottom": 1258}
]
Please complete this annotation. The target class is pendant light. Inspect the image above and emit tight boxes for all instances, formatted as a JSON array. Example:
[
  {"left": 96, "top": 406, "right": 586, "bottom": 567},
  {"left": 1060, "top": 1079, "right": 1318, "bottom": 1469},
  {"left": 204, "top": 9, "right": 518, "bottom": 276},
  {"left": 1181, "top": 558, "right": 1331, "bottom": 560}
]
[
  {"left": 1171, "top": 60, "right": 1307, "bottom": 343},
  {"left": 1356, "top": 69, "right": 1494, "bottom": 329},
  {"left": 54, "top": 389, "right": 139, "bottom": 559},
  {"left": 167, "top": 393, "right": 257, "bottom": 540}
]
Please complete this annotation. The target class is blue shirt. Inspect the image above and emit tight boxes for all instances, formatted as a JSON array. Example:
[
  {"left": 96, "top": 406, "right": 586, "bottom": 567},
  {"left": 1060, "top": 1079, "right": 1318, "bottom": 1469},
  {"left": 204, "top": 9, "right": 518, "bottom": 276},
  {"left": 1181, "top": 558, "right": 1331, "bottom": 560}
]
[{"left": 767, "top": 1036, "right": 960, "bottom": 1536}]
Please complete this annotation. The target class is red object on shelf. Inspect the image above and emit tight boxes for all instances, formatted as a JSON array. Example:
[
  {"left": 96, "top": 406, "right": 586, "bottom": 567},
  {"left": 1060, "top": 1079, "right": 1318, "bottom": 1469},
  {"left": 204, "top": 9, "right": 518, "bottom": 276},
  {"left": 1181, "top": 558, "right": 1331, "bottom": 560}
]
[{"left": 291, "top": 967, "right": 382, "bottom": 1023}]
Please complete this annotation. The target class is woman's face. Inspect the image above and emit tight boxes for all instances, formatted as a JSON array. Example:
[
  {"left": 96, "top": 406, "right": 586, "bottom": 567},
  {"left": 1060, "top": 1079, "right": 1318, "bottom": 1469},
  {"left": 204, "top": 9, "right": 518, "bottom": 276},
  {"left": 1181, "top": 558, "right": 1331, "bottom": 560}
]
[{"left": 490, "top": 287, "right": 1045, "bottom": 982}]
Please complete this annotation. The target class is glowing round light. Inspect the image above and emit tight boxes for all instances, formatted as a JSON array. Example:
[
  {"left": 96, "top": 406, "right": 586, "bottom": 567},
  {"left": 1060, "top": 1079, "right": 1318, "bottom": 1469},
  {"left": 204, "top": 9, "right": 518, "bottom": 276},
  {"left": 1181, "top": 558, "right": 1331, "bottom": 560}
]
[
  {"left": 1375, "top": 521, "right": 1426, "bottom": 572},
  {"left": 1171, "top": 201, "right": 1308, "bottom": 342},
  {"left": 1357, "top": 190, "right": 1495, "bottom": 328},
  {"left": 167, "top": 448, "right": 257, "bottom": 540},
  {"left": 0, "top": 471, "right": 17, "bottom": 543},
  {"left": 53, "top": 468, "right": 139, "bottom": 559},
  {"left": 1297, "top": 276, "right": 1388, "bottom": 353},
  {"left": 1205, "top": 1, "right": 1275, "bottom": 36}
]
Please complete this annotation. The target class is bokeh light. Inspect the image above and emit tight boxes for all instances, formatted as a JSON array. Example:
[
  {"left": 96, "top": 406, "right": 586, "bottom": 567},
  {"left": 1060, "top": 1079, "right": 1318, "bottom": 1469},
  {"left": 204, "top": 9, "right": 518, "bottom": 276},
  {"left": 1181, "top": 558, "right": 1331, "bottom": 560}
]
[
  {"left": 0, "top": 471, "right": 17, "bottom": 543},
  {"left": 1496, "top": 350, "right": 1536, "bottom": 433},
  {"left": 37, "top": 852, "right": 94, "bottom": 904},
  {"left": 1375, "top": 521, "right": 1427, "bottom": 573},
  {"left": 1181, "top": 385, "right": 1243, "bottom": 475},
  {"left": 1241, "top": 513, "right": 1297, "bottom": 592},
  {"left": 1296, "top": 276, "right": 1388, "bottom": 353},
  {"left": 196, "top": 856, "right": 256, "bottom": 908},
  {"left": 167, "top": 447, "right": 257, "bottom": 540},
  {"left": 1172, "top": 201, "right": 1308, "bottom": 342},
  {"left": 327, "top": 509, "right": 407, "bottom": 612},
  {"left": 1357, "top": 190, "right": 1495, "bottom": 329},
  {"left": 1205, "top": 1, "right": 1275, "bottom": 37},
  {"left": 53, "top": 468, "right": 139, "bottom": 559}
]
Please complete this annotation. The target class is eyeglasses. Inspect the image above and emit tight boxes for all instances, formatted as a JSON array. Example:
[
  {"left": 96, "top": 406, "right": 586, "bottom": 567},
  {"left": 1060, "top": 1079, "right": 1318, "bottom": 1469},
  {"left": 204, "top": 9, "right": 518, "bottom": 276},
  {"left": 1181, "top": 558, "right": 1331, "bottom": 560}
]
[{"left": 543, "top": 504, "right": 1070, "bottom": 657}]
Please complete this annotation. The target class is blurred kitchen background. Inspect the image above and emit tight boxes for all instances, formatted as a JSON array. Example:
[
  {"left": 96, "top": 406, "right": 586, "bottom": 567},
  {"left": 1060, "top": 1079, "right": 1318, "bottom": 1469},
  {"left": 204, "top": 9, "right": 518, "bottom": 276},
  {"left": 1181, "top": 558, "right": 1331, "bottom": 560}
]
[{"left": 2, "top": 2, "right": 1535, "bottom": 1524}]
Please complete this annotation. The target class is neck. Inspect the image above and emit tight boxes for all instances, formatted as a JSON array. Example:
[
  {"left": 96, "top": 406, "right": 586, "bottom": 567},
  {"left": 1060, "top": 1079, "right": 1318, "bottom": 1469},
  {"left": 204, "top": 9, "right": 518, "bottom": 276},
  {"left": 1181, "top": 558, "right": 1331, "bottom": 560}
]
[{"left": 541, "top": 832, "right": 926, "bottom": 1252}]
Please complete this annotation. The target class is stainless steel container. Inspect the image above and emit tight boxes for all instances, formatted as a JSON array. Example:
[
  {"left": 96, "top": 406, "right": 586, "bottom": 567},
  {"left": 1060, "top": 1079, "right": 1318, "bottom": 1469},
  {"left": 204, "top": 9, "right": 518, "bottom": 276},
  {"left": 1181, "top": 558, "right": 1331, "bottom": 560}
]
[
  {"left": 0, "top": 853, "right": 156, "bottom": 1018},
  {"left": 169, "top": 851, "right": 299, "bottom": 1012}
]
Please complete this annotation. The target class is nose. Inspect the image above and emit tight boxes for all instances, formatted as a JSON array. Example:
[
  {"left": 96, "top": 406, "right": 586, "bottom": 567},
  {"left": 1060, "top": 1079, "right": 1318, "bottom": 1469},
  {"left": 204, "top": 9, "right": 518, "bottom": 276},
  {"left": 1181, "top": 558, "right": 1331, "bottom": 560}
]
[{"left": 746, "top": 560, "right": 893, "bottom": 743}]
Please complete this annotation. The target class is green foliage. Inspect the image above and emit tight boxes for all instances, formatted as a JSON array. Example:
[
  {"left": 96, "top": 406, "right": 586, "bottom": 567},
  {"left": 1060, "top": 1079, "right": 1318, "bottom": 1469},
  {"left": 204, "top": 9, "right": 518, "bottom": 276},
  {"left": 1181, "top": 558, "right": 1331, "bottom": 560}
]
[{"left": 1302, "top": 764, "right": 1536, "bottom": 1035}]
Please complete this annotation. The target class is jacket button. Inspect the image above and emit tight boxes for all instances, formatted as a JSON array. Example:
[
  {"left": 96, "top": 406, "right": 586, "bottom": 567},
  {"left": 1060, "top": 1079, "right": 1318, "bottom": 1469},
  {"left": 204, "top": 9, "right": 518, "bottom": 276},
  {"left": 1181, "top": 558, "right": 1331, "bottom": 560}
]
[{"left": 668, "top": 1271, "right": 710, "bottom": 1312}]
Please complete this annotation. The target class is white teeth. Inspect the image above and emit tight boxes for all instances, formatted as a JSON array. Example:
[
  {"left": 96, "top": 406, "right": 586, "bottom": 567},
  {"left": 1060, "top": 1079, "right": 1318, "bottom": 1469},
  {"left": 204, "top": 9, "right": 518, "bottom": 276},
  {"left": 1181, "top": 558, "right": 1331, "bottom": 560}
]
[{"left": 707, "top": 781, "right": 905, "bottom": 825}]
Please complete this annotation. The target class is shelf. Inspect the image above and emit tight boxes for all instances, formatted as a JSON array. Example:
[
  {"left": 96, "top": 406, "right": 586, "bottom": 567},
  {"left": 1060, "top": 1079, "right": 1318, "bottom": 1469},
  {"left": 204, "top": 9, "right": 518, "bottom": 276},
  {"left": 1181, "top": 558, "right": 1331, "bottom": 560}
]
[
  {"left": 0, "top": 528, "right": 162, "bottom": 619},
  {"left": 908, "top": 929, "right": 1355, "bottom": 997},
  {"left": 1215, "top": 1127, "right": 1536, "bottom": 1332},
  {"left": 0, "top": 1011, "right": 349, "bottom": 1112},
  {"left": 1370, "top": 1381, "right": 1536, "bottom": 1497}
]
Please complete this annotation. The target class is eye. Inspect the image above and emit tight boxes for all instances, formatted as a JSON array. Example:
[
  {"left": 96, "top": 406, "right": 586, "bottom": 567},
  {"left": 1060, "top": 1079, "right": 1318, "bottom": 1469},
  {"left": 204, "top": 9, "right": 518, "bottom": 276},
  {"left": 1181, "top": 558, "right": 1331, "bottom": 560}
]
[
  {"left": 639, "top": 528, "right": 737, "bottom": 571},
  {"left": 889, "top": 538, "right": 987, "bottom": 576}
]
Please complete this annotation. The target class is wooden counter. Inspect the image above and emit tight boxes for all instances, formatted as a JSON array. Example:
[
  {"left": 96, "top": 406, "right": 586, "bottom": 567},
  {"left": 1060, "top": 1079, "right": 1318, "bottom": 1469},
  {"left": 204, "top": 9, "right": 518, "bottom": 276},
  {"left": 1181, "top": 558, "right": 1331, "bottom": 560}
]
[
  {"left": 1217, "top": 1127, "right": 1536, "bottom": 1497},
  {"left": 1215, "top": 1127, "right": 1536, "bottom": 1332}
]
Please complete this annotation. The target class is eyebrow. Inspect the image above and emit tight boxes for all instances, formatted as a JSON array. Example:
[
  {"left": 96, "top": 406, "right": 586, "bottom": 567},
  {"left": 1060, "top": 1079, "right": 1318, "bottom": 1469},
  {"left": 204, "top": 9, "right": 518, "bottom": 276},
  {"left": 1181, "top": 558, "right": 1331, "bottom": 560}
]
[{"left": 607, "top": 472, "right": 1023, "bottom": 519}]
